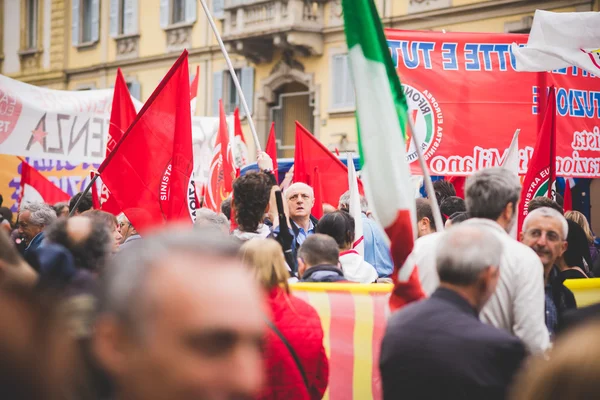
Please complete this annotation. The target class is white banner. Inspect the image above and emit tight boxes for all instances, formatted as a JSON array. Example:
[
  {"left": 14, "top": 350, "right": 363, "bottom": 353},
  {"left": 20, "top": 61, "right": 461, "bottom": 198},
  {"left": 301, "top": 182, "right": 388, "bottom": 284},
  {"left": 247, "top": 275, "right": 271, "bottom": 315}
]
[{"left": 0, "top": 74, "right": 119, "bottom": 164}]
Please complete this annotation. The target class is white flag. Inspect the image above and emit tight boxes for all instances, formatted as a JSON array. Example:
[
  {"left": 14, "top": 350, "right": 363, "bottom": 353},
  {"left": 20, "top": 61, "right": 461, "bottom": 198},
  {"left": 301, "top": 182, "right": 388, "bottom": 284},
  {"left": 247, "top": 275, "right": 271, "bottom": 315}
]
[
  {"left": 511, "top": 10, "right": 600, "bottom": 76},
  {"left": 502, "top": 129, "right": 520, "bottom": 239},
  {"left": 502, "top": 129, "right": 520, "bottom": 175},
  {"left": 347, "top": 153, "right": 364, "bottom": 256}
]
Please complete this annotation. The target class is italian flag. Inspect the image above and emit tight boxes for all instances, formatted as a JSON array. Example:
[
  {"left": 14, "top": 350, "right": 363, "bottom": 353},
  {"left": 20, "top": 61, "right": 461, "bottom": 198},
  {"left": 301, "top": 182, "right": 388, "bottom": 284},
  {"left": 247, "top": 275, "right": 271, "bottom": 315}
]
[{"left": 342, "top": 0, "right": 425, "bottom": 310}]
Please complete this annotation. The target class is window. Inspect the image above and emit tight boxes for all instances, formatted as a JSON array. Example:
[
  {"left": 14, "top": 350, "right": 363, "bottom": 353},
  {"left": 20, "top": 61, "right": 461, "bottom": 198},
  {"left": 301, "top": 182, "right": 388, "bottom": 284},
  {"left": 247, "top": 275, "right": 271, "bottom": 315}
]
[
  {"left": 213, "top": 67, "right": 255, "bottom": 116},
  {"left": 127, "top": 81, "right": 141, "bottom": 100},
  {"left": 160, "top": 0, "right": 197, "bottom": 27},
  {"left": 110, "top": 0, "right": 139, "bottom": 37},
  {"left": 331, "top": 54, "right": 355, "bottom": 110},
  {"left": 72, "top": 0, "right": 100, "bottom": 46},
  {"left": 172, "top": 0, "right": 186, "bottom": 24},
  {"left": 225, "top": 69, "right": 241, "bottom": 114},
  {"left": 25, "top": 0, "right": 38, "bottom": 50}
]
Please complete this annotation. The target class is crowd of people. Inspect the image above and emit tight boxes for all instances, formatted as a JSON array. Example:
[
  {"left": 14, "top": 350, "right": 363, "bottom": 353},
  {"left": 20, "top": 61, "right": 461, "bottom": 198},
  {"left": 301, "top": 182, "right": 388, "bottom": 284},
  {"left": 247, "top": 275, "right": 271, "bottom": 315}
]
[{"left": 1, "top": 159, "right": 600, "bottom": 399}]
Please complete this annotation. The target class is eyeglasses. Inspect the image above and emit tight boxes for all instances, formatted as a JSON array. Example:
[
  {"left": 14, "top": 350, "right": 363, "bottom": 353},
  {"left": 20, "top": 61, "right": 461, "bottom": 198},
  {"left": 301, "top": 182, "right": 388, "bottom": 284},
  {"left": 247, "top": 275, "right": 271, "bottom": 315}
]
[{"left": 524, "top": 229, "right": 562, "bottom": 243}]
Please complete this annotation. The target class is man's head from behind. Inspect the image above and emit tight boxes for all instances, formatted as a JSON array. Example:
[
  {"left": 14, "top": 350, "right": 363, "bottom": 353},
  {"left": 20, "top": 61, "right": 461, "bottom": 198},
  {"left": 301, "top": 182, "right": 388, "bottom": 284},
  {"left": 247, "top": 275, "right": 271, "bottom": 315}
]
[
  {"left": 521, "top": 207, "right": 568, "bottom": 272},
  {"left": 92, "top": 227, "right": 265, "bottom": 400},
  {"left": 338, "top": 191, "right": 368, "bottom": 213},
  {"left": 285, "top": 183, "right": 315, "bottom": 221},
  {"left": 527, "top": 196, "right": 563, "bottom": 214},
  {"left": 465, "top": 167, "right": 521, "bottom": 232},
  {"left": 297, "top": 234, "right": 340, "bottom": 278},
  {"left": 17, "top": 202, "right": 56, "bottom": 242},
  {"left": 233, "top": 172, "right": 274, "bottom": 233},
  {"left": 432, "top": 180, "right": 456, "bottom": 204},
  {"left": 194, "top": 208, "right": 230, "bottom": 234},
  {"left": 0, "top": 230, "right": 37, "bottom": 287},
  {"left": 45, "top": 216, "right": 112, "bottom": 272},
  {"left": 69, "top": 192, "right": 93, "bottom": 216},
  {"left": 436, "top": 224, "right": 503, "bottom": 312},
  {"left": 440, "top": 196, "right": 466, "bottom": 225},
  {"left": 416, "top": 198, "right": 436, "bottom": 237}
]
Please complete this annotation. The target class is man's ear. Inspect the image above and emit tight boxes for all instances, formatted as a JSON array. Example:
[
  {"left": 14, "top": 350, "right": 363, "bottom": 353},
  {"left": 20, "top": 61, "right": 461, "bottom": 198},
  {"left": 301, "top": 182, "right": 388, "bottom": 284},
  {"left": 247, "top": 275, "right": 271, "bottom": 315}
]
[
  {"left": 297, "top": 258, "right": 306, "bottom": 277},
  {"left": 92, "top": 316, "right": 131, "bottom": 378},
  {"left": 560, "top": 240, "right": 568, "bottom": 258}
]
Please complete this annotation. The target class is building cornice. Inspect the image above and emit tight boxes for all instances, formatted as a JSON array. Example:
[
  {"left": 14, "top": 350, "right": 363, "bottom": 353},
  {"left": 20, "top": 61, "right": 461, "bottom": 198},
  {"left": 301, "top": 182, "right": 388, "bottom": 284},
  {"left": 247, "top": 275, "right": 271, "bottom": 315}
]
[
  {"left": 64, "top": 45, "right": 224, "bottom": 77},
  {"left": 6, "top": 70, "right": 66, "bottom": 85},
  {"left": 324, "top": 0, "right": 591, "bottom": 33}
]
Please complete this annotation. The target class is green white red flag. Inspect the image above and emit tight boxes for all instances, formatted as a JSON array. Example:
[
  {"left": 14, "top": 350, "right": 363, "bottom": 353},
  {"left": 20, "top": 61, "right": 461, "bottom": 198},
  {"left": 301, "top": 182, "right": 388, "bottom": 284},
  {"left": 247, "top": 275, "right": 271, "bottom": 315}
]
[{"left": 342, "top": 0, "right": 424, "bottom": 310}]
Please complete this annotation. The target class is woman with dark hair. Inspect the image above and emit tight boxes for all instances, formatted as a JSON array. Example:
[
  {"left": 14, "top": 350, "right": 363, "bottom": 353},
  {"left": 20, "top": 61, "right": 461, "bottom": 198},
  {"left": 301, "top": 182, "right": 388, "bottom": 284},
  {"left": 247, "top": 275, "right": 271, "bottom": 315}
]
[
  {"left": 316, "top": 211, "right": 377, "bottom": 283},
  {"left": 557, "top": 220, "right": 591, "bottom": 279}
]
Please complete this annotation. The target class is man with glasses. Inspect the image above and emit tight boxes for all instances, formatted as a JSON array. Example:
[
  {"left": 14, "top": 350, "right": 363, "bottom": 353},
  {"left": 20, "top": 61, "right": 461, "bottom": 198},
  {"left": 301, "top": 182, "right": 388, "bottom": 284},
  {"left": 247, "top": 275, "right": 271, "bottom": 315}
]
[
  {"left": 117, "top": 213, "right": 141, "bottom": 251},
  {"left": 521, "top": 207, "right": 576, "bottom": 336}
]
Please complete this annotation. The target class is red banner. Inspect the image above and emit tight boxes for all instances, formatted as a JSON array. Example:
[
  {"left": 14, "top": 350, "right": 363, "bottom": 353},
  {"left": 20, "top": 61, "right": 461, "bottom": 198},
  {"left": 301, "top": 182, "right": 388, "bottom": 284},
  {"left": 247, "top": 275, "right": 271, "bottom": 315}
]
[{"left": 385, "top": 29, "right": 600, "bottom": 178}]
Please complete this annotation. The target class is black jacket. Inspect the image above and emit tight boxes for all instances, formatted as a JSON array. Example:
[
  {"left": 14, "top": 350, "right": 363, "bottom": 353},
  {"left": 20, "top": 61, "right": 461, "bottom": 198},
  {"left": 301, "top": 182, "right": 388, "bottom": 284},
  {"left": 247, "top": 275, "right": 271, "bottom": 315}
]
[
  {"left": 380, "top": 288, "right": 526, "bottom": 400},
  {"left": 300, "top": 265, "right": 346, "bottom": 283}
]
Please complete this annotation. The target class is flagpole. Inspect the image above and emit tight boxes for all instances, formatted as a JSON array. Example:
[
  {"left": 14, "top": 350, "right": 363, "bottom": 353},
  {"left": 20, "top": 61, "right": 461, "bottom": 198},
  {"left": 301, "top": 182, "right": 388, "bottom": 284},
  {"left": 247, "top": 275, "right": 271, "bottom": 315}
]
[
  {"left": 198, "top": 0, "right": 262, "bottom": 153},
  {"left": 68, "top": 173, "right": 100, "bottom": 217},
  {"left": 407, "top": 118, "right": 444, "bottom": 232}
]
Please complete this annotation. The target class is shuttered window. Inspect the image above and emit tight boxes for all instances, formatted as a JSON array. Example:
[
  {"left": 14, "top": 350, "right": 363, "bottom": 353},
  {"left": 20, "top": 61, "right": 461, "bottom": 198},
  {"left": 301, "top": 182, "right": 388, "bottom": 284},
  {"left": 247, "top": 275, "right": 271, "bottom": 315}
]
[
  {"left": 160, "top": 0, "right": 197, "bottom": 27},
  {"left": 213, "top": 67, "right": 255, "bottom": 117},
  {"left": 331, "top": 54, "right": 355, "bottom": 110},
  {"left": 72, "top": 0, "right": 100, "bottom": 46},
  {"left": 110, "top": 0, "right": 139, "bottom": 37}
]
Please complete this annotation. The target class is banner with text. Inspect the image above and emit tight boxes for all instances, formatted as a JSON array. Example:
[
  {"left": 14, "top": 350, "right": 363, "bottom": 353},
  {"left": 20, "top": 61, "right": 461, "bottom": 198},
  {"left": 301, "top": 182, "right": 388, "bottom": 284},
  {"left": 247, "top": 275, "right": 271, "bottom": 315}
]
[{"left": 386, "top": 29, "right": 600, "bottom": 177}]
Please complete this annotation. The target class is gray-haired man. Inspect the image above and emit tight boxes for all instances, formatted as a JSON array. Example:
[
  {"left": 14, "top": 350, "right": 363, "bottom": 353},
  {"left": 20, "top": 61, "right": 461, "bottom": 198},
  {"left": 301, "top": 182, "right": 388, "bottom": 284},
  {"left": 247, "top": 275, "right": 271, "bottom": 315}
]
[
  {"left": 381, "top": 224, "right": 526, "bottom": 400},
  {"left": 92, "top": 226, "right": 266, "bottom": 400},
  {"left": 408, "top": 167, "right": 550, "bottom": 354},
  {"left": 17, "top": 202, "right": 56, "bottom": 257}
]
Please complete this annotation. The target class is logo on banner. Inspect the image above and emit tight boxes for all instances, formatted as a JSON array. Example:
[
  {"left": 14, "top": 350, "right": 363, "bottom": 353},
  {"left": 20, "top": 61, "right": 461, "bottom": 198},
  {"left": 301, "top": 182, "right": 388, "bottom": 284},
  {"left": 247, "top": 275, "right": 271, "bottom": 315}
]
[
  {"left": 402, "top": 84, "right": 443, "bottom": 163},
  {"left": 206, "top": 143, "right": 227, "bottom": 210},
  {"left": 159, "top": 162, "right": 197, "bottom": 222},
  {"left": 0, "top": 88, "right": 23, "bottom": 144},
  {"left": 583, "top": 48, "right": 600, "bottom": 71}
]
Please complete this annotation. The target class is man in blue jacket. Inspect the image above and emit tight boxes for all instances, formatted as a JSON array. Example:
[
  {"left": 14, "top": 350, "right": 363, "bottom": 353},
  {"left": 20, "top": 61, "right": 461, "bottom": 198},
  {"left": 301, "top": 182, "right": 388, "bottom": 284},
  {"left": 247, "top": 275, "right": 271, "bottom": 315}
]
[{"left": 18, "top": 202, "right": 56, "bottom": 258}]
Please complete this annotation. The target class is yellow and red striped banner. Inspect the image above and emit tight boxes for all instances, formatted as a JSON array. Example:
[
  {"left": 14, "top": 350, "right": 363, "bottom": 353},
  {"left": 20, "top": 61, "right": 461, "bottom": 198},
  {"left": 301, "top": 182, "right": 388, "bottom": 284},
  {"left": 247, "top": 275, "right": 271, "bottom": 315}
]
[
  {"left": 291, "top": 279, "right": 600, "bottom": 400},
  {"left": 290, "top": 283, "right": 392, "bottom": 400}
]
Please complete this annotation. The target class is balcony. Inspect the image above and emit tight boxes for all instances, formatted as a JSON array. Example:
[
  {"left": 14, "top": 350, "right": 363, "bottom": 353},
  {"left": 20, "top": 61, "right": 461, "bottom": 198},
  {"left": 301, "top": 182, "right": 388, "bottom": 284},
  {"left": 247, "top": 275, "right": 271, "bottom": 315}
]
[{"left": 222, "top": 0, "right": 325, "bottom": 63}]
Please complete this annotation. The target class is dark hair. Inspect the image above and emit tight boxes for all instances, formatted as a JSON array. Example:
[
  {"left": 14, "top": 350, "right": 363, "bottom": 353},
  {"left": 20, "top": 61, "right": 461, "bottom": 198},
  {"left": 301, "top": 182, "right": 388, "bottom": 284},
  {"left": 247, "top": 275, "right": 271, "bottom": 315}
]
[
  {"left": 81, "top": 210, "right": 118, "bottom": 231},
  {"left": 220, "top": 197, "right": 232, "bottom": 221},
  {"left": 564, "top": 219, "right": 592, "bottom": 272},
  {"left": 432, "top": 180, "right": 456, "bottom": 204},
  {"left": 528, "top": 196, "right": 563, "bottom": 214},
  {"left": 449, "top": 212, "right": 470, "bottom": 225},
  {"left": 69, "top": 192, "right": 93, "bottom": 215},
  {"left": 315, "top": 210, "right": 354, "bottom": 249},
  {"left": 233, "top": 172, "right": 275, "bottom": 233},
  {"left": 0, "top": 207, "right": 13, "bottom": 226},
  {"left": 45, "top": 218, "right": 112, "bottom": 272},
  {"left": 416, "top": 198, "right": 436, "bottom": 231},
  {"left": 440, "top": 196, "right": 466, "bottom": 223},
  {"left": 298, "top": 234, "right": 340, "bottom": 267}
]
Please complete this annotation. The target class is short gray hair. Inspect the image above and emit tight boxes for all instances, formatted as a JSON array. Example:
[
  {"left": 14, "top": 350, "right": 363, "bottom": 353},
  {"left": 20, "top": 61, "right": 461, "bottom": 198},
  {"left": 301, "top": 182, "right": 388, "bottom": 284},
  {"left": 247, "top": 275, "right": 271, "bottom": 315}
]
[
  {"left": 96, "top": 226, "right": 241, "bottom": 336},
  {"left": 465, "top": 167, "right": 521, "bottom": 221},
  {"left": 436, "top": 224, "right": 503, "bottom": 285},
  {"left": 285, "top": 182, "right": 314, "bottom": 199},
  {"left": 523, "top": 207, "right": 569, "bottom": 240},
  {"left": 20, "top": 202, "right": 57, "bottom": 227},
  {"left": 338, "top": 191, "right": 369, "bottom": 213},
  {"left": 194, "top": 208, "right": 230, "bottom": 232}
]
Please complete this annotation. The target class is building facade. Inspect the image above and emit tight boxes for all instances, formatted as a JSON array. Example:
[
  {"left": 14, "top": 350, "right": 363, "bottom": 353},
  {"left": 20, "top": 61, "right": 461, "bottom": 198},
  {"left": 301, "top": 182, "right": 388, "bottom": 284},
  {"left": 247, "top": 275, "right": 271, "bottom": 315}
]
[{"left": 2, "top": 0, "right": 596, "bottom": 156}]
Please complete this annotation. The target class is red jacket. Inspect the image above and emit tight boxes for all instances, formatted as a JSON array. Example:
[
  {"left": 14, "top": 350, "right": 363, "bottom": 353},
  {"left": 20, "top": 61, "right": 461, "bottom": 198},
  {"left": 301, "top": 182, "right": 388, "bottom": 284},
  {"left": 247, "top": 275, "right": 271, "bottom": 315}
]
[{"left": 260, "top": 288, "right": 329, "bottom": 400}]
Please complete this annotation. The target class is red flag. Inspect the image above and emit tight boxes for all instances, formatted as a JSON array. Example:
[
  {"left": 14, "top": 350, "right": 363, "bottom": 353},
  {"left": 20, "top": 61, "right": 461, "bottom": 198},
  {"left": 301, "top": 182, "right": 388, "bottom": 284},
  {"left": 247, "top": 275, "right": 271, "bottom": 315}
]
[
  {"left": 98, "top": 51, "right": 196, "bottom": 233},
  {"left": 266, "top": 122, "right": 279, "bottom": 182},
  {"left": 294, "top": 122, "right": 363, "bottom": 205},
  {"left": 190, "top": 65, "right": 199, "bottom": 115},
  {"left": 205, "top": 100, "right": 235, "bottom": 212},
  {"left": 99, "top": 68, "right": 137, "bottom": 216},
  {"left": 233, "top": 108, "right": 249, "bottom": 171},
  {"left": 312, "top": 167, "right": 324, "bottom": 219},
  {"left": 563, "top": 178, "right": 574, "bottom": 212},
  {"left": 19, "top": 159, "right": 69, "bottom": 208},
  {"left": 518, "top": 87, "right": 557, "bottom": 234}
]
